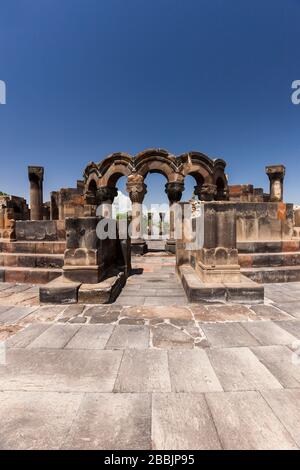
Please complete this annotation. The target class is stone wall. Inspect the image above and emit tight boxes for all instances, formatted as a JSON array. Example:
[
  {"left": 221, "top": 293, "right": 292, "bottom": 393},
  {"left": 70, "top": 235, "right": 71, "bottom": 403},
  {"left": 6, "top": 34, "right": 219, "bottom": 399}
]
[
  {"left": 0, "top": 195, "right": 29, "bottom": 239},
  {"left": 15, "top": 220, "right": 66, "bottom": 241},
  {"left": 235, "top": 202, "right": 294, "bottom": 241}
]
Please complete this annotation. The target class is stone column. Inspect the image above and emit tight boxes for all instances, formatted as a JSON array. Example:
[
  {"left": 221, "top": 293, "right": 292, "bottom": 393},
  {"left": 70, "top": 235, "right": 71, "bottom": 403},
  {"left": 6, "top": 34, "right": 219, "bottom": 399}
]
[
  {"left": 126, "top": 174, "right": 147, "bottom": 255},
  {"left": 165, "top": 182, "right": 184, "bottom": 253},
  {"left": 96, "top": 186, "right": 118, "bottom": 218},
  {"left": 50, "top": 191, "right": 59, "bottom": 220},
  {"left": 147, "top": 212, "right": 153, "bottom": 237},
  {"left": 159, "top": 212, "right": 164, "bottom": 236},
  {"left": 195, "top": 183, "right": 217, "bottom": 201},
  {"left": 266, "top": 165, "right": 285, "bottom": 202},
  {"left": 28, "top": 166, "right": 44, "bottom": 220}
]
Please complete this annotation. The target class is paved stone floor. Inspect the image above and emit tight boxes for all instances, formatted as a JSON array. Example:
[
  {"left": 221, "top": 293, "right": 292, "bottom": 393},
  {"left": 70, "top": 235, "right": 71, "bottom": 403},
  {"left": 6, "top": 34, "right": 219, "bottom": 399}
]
[{"left": 1, "top": 255, "right": 300, "bottom": 449}]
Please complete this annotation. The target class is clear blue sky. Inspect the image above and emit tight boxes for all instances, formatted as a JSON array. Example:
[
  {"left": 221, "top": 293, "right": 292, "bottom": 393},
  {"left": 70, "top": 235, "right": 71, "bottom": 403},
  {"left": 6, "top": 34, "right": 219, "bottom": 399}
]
[{"left": 0, "top": 0, "right": 299, "bottom": 205}]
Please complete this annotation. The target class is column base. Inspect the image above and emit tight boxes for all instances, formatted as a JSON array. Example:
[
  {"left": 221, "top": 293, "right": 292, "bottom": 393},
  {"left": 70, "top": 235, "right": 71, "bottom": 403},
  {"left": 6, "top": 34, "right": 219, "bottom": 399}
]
[
  {"left": 165, "top": 239, "right": 176, "bottom": 253},
  {"left": 131, "top": 239, "right": 147, "bottom": 255}
]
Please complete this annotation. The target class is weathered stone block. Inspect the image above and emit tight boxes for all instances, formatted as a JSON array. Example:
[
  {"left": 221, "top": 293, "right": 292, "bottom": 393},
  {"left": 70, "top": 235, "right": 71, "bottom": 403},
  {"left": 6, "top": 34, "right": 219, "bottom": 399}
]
[{"left": 39, "top": 276, "right": 81, "bottom": 304}]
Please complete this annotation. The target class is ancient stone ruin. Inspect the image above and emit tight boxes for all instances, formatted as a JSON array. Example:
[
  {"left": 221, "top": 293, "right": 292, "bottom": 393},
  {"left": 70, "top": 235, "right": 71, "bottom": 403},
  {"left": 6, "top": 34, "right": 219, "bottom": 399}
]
[{"left": 0, "top": 149, "right": 299, "bottom": 305}]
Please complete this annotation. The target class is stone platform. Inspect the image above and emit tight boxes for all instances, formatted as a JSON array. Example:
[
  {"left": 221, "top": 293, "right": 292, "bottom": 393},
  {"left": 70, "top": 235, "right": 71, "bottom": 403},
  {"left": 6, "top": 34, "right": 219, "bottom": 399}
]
[{"left": 1, "top": 275, "right": 300, "bottom": 449}]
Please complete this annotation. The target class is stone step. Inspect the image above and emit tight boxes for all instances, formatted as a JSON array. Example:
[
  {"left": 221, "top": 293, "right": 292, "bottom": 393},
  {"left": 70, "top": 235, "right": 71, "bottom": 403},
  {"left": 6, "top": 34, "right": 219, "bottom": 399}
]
[
  {"left": 239, "top": 251, "right": 300, "bottom": 268},
  {"left": 241, "top": 265, "right": 300, "bottom": 284},
  {"left": 178, "top": 265, "right": 264, "bottom": 304},
  {"left": 0, "top": 252, "right": 64, "bottom": 269},
  {"left": 237, "top": 240, "right": 300, "bottom": 253},
  {"left": 0, "top": 266, "right": 62, "bottom": 284},
  {"left": 0, "top": 240, "right": 66, "bottom": 254}
]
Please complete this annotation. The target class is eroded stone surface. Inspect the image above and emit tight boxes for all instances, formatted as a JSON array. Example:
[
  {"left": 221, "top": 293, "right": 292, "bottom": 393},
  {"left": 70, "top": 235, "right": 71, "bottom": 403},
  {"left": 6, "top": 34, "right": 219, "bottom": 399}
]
[
  {"left": 152, "top": 393, "right": 222, "bottom": 450},
  {"left": 206, "top": 391, "right": 298, "bottom": 450}
]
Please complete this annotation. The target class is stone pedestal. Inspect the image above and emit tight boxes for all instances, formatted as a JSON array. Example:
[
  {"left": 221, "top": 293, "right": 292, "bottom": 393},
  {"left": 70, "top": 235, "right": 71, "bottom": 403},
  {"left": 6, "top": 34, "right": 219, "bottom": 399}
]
[
  {"left": 176, "top": 201, "right": 264, "bottom": 303},
  {"left": 63, "top": 217, "right": 117, "bottom": 283},
  {"left": 266, "top": 165, "right": 285, "bottom": 202},
  {"left": 28, "top": 166, "right": 44, "bottom": 221}
]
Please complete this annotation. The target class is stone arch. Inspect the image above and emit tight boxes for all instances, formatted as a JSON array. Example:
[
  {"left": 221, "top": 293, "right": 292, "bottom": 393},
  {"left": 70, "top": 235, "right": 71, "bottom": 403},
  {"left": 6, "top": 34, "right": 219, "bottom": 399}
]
[
  {"left": 98, "top": 152, "right": 134, "bottom": 188},
  {"left": 134, "top": 149, "right": 179, "bottom": 182},
  {"left": 179, "top": 151, "right": 214, "bottom": 184},
  {"left": 82, "top": 148, "right": 228, "bottom": 202}
]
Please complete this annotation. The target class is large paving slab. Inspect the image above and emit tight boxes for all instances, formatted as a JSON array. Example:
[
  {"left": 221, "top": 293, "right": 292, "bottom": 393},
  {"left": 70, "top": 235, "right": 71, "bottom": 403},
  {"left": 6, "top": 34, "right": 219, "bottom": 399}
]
[
  {"left": 5, "top": 323, "right": 51, "bottom": 348},
  {"left": 27, "top": 323, "right": 81, "bottom": 349},
  {"left": 121, "top": 306, "right": 192, "bottom": 321},
  {"left": 274, "top": 302, "right": 300, "bottom": 319},
  {"left": 65, "top": 324, "right": 114, "bottom": 349},
  {"left": 168, "top": 350, "right": 223, "bottom": 392},
  {"left": 249, "top": 304, "right": 293, "bottom": 320},
  {"left": 0, "top": 349, "right": 123, "bottom": 392},
  {"left": 105, "top": 325, "right": 149, "bottom": 349},
  {"left": 114, "top": 350, "right": 171, "bottom": 392},
  {"left": 192, "top": 304, "right": 257, "bottom": 322},
  {"left": 0, "top": 306, "right": 38, "bottom": 325},
  {"left": 152, "top": 393, "right": 222, "bottom": 450},
  {"left": 251, "top": 345, "right": 300, "bottom": 388},
  {"left": 0, "top": 390, "right": 82, "bottom": 450},
  {"left": 261, "top": 389, "right": 300, "bottom": 447},
  {"left": 274, "top": 319, "right": 300, "bottom": 338},
  {"left": 201, "top": 323, "right": 260, "bottom": 348},
  {"left": 205, "top": 391, "right": 298, "bottom": 450},
  {"left": 151, "top": 322, "right": 196, "bottom": 349},
  {"left": 208, "top": 347, "right": 282, "bottom": 391},
  {"left": 241, "top": 321, "right": 297, "bottom": 346},
  {"left": 0, "top": 306, "right": 12, "bottom": 314},
  {"left": 63, "top": 393, "right": 151, "bottom": 450}
]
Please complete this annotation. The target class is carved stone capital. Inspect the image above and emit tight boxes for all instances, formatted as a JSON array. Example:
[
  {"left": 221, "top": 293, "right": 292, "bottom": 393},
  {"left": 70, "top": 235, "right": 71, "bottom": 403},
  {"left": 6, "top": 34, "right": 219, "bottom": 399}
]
[
  {"left": 266, "top": 165, "right": 285, "bottom": 202},
  {"left": 96, "top": 186, "right": 118, "bottom": 204},
  {"left": 126, "top": 181, "right": 147, "bottom": 203},
  {"left": 165, "top": 182, "right": 184, "bottom": 203},
  {"left": 266, "top": 165, "right": 285, "bottom": 182},
  {"left": 28, "top": 166, "right": 44, "bottom": 184},
  {"left": 198, "top": 183, "right": 217, "bottom": 201}
]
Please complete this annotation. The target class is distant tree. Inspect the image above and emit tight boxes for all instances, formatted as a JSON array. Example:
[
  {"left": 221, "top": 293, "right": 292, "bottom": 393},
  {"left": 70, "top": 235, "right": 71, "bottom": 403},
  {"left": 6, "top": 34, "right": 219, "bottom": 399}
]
[{"left": 0, "top": 191, "right": 8, "bottom": 196}]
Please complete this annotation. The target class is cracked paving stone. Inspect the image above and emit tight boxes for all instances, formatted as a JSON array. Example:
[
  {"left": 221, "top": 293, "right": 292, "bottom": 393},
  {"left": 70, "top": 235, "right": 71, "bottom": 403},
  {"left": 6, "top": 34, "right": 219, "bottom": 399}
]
[
  {"left": 68, "top": 317, "right": 87, "bottom": 324},
  {"left": 151, "top": 323, "right": 195, "bottom": 349},
  {"left": 192, "top": 304, "right": 256, "bottom": 322}
]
